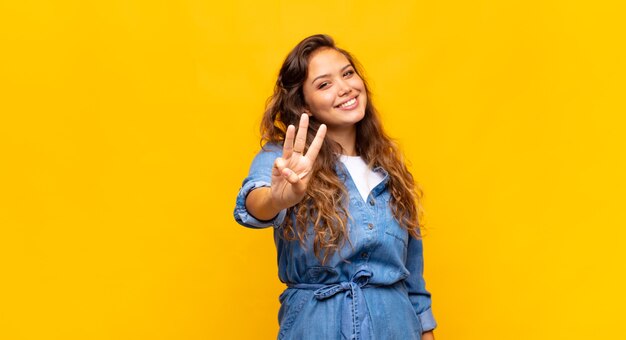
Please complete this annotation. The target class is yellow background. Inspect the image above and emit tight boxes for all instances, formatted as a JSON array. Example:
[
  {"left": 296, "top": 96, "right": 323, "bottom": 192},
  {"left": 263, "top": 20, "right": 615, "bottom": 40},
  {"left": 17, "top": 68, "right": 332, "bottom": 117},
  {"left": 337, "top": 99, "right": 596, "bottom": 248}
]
[{"left": 1, "top": 1, "right": 625, "bottom": 339}]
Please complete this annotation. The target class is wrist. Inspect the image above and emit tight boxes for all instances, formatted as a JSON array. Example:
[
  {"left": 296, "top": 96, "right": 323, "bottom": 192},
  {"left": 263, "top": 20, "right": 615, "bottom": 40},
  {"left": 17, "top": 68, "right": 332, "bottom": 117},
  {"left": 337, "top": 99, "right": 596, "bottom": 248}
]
[{"left": 268, "top": 187, "right": 287, "bottom": 213}]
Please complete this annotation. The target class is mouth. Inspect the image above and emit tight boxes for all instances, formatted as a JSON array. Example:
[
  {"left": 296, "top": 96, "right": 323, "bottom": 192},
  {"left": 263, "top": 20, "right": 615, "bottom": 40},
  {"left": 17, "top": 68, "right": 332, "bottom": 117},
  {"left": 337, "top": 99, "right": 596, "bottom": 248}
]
[{"left": 335, "top": 96, "right": 359, "bottom": 110}]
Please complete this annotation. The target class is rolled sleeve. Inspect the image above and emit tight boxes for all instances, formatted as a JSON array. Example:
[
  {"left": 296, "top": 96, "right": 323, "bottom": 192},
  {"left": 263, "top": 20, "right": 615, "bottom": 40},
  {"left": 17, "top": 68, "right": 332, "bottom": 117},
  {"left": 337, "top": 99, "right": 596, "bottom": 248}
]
[
  {"left": 233, "top": 144, "right": 286, "bottom": 229},
  {"left": 234, "top": 179, "right": 286, "bottom": 228},
  {"left": 405, "top": 234, "right": 437, "bottom": 332},
  {"left": 417, "top": 307, "right": 437, "bottom": 333}
]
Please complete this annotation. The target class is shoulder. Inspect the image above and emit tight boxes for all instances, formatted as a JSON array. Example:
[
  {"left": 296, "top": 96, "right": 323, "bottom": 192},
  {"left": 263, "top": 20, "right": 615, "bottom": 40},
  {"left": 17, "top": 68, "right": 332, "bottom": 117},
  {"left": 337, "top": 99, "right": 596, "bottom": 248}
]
[
  {"left": 247, "top": 142, "right": 283, "bottom": 175},
  {"left": 255, "top": 142, "right": 282, "bottom": 160},
  {"left": 260, "top": 142, "right": 282, "bottom": 154}
]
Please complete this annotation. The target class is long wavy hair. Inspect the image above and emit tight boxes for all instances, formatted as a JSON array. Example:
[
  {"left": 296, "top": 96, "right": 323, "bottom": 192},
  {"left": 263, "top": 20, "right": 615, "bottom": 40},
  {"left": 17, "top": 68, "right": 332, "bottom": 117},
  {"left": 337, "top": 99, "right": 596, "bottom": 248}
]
[{"left": 261, "top": 34, "right": 424, "bottom": 264}]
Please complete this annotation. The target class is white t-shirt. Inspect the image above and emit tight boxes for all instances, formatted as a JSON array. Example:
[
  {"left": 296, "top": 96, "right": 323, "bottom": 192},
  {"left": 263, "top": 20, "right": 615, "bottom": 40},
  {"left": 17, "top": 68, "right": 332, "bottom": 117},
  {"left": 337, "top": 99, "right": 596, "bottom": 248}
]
[{"left": 339, "top": 155, "right": 384, "bottom": 202}]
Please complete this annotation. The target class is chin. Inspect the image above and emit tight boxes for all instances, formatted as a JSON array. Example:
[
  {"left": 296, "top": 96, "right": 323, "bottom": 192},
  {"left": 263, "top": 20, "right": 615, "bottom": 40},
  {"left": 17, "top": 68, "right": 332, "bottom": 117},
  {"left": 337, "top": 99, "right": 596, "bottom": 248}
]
[{"left": 348, "top": 111, "right": 366, "bottom": 126}]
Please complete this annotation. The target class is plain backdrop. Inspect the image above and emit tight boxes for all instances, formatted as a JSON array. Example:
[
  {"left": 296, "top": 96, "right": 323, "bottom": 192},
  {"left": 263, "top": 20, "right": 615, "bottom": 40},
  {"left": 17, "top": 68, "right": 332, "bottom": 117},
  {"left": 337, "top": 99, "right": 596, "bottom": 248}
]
[{"left": 1, "top": 0, "right": 625, "bottom": 339}]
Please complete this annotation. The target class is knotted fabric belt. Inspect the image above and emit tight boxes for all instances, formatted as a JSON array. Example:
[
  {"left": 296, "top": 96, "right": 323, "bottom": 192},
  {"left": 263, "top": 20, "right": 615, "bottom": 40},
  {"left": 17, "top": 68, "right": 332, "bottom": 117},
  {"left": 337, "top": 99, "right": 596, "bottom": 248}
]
[{"left": 286, "top": 269, "right": 377, "bottom": 340}]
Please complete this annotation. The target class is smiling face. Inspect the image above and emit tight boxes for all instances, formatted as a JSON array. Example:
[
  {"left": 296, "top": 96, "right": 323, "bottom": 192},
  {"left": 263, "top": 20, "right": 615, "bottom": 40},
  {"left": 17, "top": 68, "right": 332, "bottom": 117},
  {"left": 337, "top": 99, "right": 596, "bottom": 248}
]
[{"left": 302, "top": 48, "right": 367, "bottom": 137}]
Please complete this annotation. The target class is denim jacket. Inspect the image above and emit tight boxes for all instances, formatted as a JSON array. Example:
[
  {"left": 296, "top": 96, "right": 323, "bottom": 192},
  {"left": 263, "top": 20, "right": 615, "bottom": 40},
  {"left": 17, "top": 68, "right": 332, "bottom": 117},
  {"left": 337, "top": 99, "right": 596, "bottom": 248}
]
[{"left": 234, "top": 143, "right": 436, "bottom": 340}]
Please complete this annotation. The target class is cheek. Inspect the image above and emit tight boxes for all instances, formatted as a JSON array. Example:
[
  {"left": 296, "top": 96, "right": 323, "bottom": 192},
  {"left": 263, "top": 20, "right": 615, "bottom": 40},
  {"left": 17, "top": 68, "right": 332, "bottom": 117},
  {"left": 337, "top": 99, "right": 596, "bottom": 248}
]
[
  {"left": 311, "top": 93, "right": 335, "bottom": 110},
  {"left": 351, "top": 77, "right": 365, "bottom": 91}
]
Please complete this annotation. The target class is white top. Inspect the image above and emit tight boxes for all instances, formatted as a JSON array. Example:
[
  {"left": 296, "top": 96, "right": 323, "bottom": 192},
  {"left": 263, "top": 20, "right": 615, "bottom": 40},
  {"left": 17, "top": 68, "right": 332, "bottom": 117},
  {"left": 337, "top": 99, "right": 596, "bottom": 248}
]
[{"left": 339, "top": 155, "right": 384, "bottom": 202}]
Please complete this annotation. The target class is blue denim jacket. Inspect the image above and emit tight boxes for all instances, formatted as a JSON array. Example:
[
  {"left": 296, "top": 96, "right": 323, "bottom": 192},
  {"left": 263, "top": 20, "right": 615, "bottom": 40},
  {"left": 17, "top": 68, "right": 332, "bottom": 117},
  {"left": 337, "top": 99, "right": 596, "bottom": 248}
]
[{"left": 234, "top": 143, "right": 436, "bottom": 340}]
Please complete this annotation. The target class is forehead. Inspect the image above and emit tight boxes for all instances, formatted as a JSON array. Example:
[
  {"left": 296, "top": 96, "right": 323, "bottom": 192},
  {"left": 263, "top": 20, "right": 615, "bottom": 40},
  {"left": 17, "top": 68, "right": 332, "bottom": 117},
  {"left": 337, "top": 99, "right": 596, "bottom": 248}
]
[{"left": 307, "top": 48, "right": 351, "bottom": 77}]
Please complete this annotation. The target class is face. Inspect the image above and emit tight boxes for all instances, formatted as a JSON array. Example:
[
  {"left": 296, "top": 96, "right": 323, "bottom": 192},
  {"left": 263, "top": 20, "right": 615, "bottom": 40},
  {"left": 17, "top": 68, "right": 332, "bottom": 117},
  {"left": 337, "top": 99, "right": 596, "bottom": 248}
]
[{"left": 302, "top": 48, "right": 367, "bottom": 135}]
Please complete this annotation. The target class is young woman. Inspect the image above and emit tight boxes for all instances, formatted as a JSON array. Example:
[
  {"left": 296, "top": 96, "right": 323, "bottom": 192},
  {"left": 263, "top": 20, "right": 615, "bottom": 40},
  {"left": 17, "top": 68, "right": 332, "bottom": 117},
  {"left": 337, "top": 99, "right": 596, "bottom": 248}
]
[{"left": 234, "top": 34, "right": 436, "bottom": 340}]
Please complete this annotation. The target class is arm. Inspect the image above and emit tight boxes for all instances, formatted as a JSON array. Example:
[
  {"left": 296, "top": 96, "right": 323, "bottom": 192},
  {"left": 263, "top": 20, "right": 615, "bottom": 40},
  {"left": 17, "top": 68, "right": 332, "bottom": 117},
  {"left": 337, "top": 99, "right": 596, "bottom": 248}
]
[
  {"left": 405, "top": 234, "right": 437, "bottom": 334},
  {"left": 422, "top": 330, "right": 435, "bottom": 340},
  {"left": 234, "top": 114, "right": 326, "bottom": 228},
  {"left": 233, "top": 146, "right": 287, "bottom": 228},
  {"left": 245, "top": 187, "right": 284, "bottom": 221}
]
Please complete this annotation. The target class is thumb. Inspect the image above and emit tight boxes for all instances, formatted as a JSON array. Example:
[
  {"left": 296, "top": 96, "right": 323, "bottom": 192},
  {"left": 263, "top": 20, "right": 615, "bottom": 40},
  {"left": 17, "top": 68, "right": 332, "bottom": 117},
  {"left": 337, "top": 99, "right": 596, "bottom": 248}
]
[
  {"left": 282, "top": 167, "right": 301, "bottom": 184},
  {"left": 272, "top": 157, "right": 286, "bottom": 176}
]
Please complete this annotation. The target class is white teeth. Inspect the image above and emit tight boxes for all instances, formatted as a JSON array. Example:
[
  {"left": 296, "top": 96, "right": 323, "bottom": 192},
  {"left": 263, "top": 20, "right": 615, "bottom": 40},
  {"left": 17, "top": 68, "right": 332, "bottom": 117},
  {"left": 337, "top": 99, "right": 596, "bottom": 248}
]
[{"left": 339, "top": 98, "right": 356, "bottom": 108}]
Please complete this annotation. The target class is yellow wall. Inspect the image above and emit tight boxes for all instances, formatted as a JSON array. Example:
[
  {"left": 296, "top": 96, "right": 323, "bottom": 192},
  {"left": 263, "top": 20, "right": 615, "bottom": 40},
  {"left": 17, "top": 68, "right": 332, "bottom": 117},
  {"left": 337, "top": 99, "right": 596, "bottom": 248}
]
[{"left": 1, "top": 1, "right": 625, "bottom": 339}]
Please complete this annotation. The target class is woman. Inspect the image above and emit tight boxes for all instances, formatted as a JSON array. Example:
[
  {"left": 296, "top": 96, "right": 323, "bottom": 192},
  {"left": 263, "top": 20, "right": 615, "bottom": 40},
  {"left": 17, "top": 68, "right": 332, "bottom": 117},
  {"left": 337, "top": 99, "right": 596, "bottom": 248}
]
[{"left": 234, "top": 34, "right": 436, "bottom": 340}]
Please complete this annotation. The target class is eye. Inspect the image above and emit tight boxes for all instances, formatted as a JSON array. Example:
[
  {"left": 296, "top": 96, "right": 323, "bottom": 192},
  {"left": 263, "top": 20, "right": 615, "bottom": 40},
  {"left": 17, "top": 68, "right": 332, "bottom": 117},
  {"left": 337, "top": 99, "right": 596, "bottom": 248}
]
[
  {"left": 318, "top": 82, "right": 329, "bottom": 89},
  {"left": 343, "top": 69, "right": 355, "bottom": 77}
]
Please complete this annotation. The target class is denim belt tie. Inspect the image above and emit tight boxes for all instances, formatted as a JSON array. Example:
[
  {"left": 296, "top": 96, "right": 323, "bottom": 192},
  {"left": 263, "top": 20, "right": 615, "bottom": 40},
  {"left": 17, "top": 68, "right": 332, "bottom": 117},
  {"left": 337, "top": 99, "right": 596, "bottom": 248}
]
[{"left": 287, "top": 269, "right": 375, "bottom": 340}]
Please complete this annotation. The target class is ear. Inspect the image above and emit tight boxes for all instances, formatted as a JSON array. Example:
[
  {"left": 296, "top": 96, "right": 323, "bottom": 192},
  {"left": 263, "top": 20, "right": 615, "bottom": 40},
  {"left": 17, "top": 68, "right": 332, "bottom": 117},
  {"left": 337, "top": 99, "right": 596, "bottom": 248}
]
[{"left": 302, "top": 105, "right": 313, "bottom": 117}]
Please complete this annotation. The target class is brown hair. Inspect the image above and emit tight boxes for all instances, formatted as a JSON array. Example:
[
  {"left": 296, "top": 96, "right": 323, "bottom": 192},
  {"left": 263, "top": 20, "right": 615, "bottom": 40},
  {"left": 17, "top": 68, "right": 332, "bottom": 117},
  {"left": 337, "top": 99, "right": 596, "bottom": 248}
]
[{"left": 261, "top": 34, "right": 424, "bottom": 264}]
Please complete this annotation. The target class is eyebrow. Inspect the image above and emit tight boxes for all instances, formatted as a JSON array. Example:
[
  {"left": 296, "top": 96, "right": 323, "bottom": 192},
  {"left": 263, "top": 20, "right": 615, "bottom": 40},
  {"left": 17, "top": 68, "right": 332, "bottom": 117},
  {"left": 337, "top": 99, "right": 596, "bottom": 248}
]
[{"left": 311, "top": 64, "right": 353, "bottom": 84}]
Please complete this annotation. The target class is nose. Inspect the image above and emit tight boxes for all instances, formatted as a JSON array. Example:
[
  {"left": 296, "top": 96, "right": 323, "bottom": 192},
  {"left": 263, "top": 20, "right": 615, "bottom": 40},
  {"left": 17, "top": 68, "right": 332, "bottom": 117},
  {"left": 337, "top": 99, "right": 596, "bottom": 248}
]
[{"left": 337, "top": 79, "right": 352, "bottom": 96}]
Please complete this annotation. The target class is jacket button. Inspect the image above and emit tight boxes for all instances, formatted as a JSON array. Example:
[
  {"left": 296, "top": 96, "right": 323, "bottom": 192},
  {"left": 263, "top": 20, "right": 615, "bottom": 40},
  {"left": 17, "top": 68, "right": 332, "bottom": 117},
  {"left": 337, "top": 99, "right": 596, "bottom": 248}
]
[
  {"left": 369, "top": 199, "right": 375, "bottom": 206},
  {"left": 368, "top": 223, "right": 374, "bottom": 230}
]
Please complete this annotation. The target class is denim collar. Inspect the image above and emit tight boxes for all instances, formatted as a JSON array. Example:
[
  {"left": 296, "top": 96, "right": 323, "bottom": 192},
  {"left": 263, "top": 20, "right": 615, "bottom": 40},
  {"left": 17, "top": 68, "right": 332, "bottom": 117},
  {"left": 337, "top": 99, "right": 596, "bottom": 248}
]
[{"left": 334, "top": 160, "right": 390, "bottom": 198}]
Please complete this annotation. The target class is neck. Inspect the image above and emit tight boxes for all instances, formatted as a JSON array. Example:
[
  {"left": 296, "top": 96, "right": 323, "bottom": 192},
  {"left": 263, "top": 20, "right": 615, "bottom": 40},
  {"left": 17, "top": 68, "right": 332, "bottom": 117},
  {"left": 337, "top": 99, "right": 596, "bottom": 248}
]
[{"left": 327, "top": 127, "right": 357, "bottom": 156}]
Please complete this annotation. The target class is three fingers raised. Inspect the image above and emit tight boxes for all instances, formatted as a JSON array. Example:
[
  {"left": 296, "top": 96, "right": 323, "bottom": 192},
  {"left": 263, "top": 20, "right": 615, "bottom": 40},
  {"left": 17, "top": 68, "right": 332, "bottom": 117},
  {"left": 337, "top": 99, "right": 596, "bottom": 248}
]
[
  {"left": 282, "top": 113, "right": 327, "bottom": 159},
  {"left": 277, "top": 113, "right": 326, "bottom": 181}
]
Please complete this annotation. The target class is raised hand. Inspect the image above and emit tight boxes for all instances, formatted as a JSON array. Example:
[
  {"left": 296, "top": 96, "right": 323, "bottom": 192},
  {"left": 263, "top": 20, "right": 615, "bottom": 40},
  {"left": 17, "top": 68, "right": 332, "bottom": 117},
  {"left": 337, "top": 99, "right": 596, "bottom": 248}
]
[{"left": 271, "top": 114, "right": 327, "bottom": 210}]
